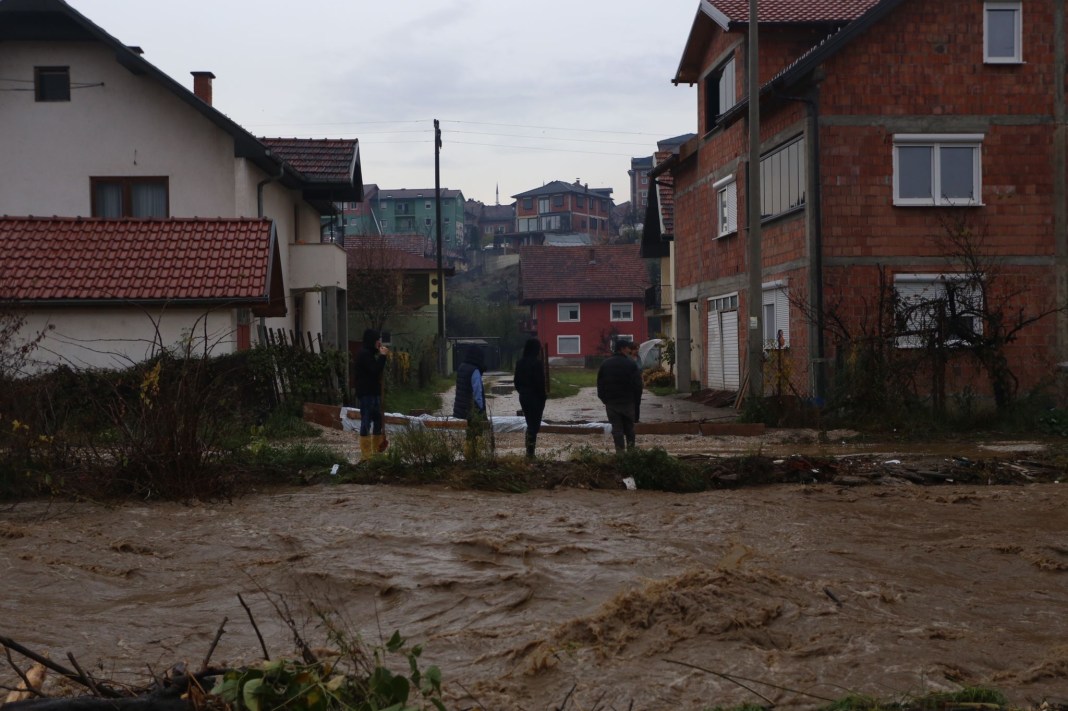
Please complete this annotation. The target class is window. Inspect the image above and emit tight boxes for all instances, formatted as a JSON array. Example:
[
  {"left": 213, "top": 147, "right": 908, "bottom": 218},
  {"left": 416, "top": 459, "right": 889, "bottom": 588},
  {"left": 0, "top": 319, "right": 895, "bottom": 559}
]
[
  {"left": 576, "top": 196, "right": 586, "bottom": 208},
  {"left": 610, "top": 302, "right": 633, "bottom": 322},
  {"left": 557, "top": 336, "right": 580, "bottom": 355},
  {"left": 540, "top": 215, "right": 561, "bottom": 230},
  {"left": 703, "top": 56, "right": 736, "bottom": 132},
  {"left": 894, "top": 274, "right": 983, "bottom": 348},
  {"left": 760, "top": 137, "right": 806, "bottom": 219},
  {"left": 35, "top": 66, "right": 70, "bottom": 102},
  {"left": 91, "top": 177, "right": 169, "bottom": 218},
  {"left": 519, "top": 217, "right": 538, "bottom": 232},
  {"left": 610, "top": 334, "right": 634, "bottom": 350},
  {"left": 762, "top": 282, "right": 790, "bottom": 349},
  {"left": 985, "top": 2, "right": 1022, "bottom": 63},
  {"left": 709, "top": 294, "right": 738, "bottom": 312},
  {"left": 553, "top": 195, "right": 564, "bottom": 207},
  {"left": 893, "top": 134, "right": 983, "bottom": 206},
  {"left": 557, "top": 303, "right": 580, "bottom": 322},
  {"left": 396, "top": 202, "right": 411, "bottom": 215},
  {"left": 522, "top": 198, "right": 533, "bottom": 210},
  {"left": 402, "top": 274, "right": 430, "bottom": 307},
  {"left": 425, "top": 218, "right": 432, "bottom": 227},
  {"left": 538, "top": 197, "right": 550, "bottom": 214},
  {"left": 713, "top": 175, "right": 737, "bottom": 237},
  {"left": 425, "top": 201, "right": 432, "bottom": 209}
]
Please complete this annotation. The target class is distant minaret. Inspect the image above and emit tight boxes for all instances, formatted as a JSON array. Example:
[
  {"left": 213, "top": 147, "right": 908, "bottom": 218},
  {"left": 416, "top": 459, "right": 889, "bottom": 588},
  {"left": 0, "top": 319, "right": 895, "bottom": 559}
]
[{"left": 495, "top": 183, "right": 499, "bottom": 206}]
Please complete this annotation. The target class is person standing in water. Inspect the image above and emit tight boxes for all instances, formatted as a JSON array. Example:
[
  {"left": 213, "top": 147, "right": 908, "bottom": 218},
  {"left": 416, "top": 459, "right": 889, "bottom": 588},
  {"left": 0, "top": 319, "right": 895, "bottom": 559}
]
[{"left": 514, "top": 338, "right": 547, "bottom": 458}]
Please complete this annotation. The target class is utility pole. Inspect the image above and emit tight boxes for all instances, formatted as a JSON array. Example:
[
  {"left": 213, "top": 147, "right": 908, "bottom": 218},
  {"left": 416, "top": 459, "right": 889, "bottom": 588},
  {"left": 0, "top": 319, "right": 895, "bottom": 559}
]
[
  {"left": 434, "top": 119, "right": 446, "bottom": 373},
  {"left": 746, "top": 0, "right": 764, "bottom": 401}
]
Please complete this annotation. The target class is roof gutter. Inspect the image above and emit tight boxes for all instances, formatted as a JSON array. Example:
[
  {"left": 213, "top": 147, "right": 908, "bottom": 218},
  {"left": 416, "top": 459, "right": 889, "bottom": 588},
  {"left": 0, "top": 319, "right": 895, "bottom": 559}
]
[{"left": 773, "top": 85, "right": 827, "bottom": 402}]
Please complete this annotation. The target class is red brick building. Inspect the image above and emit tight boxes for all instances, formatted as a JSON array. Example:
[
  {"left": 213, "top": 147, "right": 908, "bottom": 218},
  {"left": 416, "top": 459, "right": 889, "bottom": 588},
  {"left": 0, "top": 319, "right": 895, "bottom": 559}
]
[
  {"left": 519, "top": 245, "right": 651, "bottom": 360},
  {"left": 662, "top": 0, "right": 1067, "bottom": 405},
  {"left": 513, "top": 180, "right": 615, "bottom": 241}
]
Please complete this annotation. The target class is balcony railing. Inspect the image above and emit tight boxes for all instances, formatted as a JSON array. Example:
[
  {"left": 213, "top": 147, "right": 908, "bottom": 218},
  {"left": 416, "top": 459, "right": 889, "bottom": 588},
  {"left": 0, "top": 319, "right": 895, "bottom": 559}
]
[{"left": 645, "top": 284, "right": 674, "bottom": 310}]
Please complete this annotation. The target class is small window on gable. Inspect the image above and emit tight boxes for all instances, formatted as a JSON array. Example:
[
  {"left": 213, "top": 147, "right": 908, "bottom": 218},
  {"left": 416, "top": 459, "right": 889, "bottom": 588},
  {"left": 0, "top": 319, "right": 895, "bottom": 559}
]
[
  {"left": 610, "top": 302, "right": 633, "bottom": 322},
  {"left": 762, "top": 282, "right": 790, "bottom": 349},
  {"left": 35, "top": 66, "right": 70, "bottom": 102},
  {"left": 91, "top": 177, "right": 169, "bottom": 218},
  {"left": 558, "top": 303, "right": 580, "bottom": 322},
  {"left": 713, "top": 175, "right": 737, "bottom": 237},
  {"left": 894, "top": 273, "right": 983, "bottom": 348},
  {"left": 984, "top": 2, "right": 1022, "bottom": 64},
  {"left": 893, "top": 134, "right": 983, "bottom": 206},
  {"left": 702, "top": 55, "right": 735, "bottom": 133}
]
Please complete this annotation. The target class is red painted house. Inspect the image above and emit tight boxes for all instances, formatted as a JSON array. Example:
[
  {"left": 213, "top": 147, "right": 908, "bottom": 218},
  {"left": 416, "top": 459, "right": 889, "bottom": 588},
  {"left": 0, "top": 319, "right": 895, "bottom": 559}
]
[
  {"left": 661, "top": 0, "right": 1067, "bottom": 406},
  {"left": 519, "top": 245, "right": 651, "bottom": 360}
]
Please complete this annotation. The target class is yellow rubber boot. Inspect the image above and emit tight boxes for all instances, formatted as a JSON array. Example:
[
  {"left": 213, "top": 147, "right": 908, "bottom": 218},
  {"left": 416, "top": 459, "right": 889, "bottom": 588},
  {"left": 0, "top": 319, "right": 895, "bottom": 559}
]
[
  {"left": 371, "top": 434, "right": 387, "bottom": 454},
  {"left": 359, "top": 435, "right": 374, "bottom": 460}
]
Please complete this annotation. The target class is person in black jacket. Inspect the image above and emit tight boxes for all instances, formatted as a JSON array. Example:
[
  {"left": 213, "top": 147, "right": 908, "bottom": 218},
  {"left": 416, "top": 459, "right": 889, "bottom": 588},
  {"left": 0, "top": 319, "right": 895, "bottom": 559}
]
[
  {"left": 354, "top": 328, "right": 389, "bottom": 458},
  {"left": 453, "top": 345, "right": 487, "bottom": 459},
  {"left": 514, "top": 338, "right": 547, "bottom": 458},
  {"left": 597, "top": 339, "right": 643, "bottom": 452}
]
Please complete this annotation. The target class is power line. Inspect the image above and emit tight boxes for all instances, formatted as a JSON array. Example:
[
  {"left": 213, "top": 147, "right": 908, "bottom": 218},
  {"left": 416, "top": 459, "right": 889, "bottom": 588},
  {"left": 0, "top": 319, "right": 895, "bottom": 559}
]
[
  {"left": 447, "top": 129, "right": 652, "bottom": 147},
  {"left": 440, "top": 118, "right": 669, "bottom": 137},
  {"left": 447, "top": 140, "right": 635, "bottom": 157}
]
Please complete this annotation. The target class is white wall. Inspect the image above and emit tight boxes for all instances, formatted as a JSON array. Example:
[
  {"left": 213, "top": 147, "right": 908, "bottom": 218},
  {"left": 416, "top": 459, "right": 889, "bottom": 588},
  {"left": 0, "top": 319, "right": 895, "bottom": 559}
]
[
  {"left": 0, "top": 43, "right": 236, "bottom": 217},
  {"left": 18, "top": 307, "right": 237, "bottom": 373}
]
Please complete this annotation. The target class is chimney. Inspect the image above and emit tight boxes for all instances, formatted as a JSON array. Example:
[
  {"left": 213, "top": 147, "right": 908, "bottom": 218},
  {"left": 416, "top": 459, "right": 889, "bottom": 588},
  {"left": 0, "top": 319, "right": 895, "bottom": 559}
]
[
  {"left": 191, "top": 71, "right": 215, "bottom": 105},
  {"left": 127, "top": 46, "right": 144, "bottom": 56}
]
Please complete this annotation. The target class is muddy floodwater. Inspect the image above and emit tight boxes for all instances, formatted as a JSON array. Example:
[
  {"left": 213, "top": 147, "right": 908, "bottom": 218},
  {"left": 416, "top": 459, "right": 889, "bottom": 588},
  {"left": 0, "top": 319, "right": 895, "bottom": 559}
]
[{"left": 2, "top": 479, "right": 1067, "bottom": 710}]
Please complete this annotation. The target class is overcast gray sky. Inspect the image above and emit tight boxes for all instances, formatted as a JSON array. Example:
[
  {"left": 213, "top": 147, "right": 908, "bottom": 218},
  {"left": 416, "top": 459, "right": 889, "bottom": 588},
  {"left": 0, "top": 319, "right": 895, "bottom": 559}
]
[{"left": 68, "top": 1, "right": 700, "bottom": 206}]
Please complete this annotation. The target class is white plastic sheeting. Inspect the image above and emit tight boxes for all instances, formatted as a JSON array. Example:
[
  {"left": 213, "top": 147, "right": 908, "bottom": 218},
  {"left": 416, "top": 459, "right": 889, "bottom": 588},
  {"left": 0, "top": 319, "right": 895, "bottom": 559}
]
[{"left": 339, "top": 407, "right": 611, "bottom": 435}]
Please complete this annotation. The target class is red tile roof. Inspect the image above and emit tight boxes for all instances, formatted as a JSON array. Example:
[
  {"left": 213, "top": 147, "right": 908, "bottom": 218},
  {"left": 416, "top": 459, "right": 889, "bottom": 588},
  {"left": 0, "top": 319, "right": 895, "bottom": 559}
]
[
  {"left": 709, "top": 0, "right": 880, "bottom": 24},
  {"left": 519, "top": 245, "right": 650, "bottom": 303},
  {"left": 260, "top": 138, "right": 358, "bottom": 184},
  {"left": 0, "top": 217, "right": 276, "bottom": 303},
  {"left": 344, "top": 234, "right": 428, "bottom": 255}
]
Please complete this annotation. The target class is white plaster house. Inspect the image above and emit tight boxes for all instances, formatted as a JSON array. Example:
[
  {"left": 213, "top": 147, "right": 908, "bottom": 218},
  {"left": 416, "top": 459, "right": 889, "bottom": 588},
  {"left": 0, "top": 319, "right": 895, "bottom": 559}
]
[{"left": 0, "top": 0, "right": 361, "bottom": 373}]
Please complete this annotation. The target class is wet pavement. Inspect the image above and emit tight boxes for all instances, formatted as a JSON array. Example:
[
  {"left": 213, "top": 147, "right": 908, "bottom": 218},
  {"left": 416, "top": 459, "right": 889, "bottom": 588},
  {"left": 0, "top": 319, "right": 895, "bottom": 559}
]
[{"left": 444, "top": 370, "right": 736, "bottom": 425}]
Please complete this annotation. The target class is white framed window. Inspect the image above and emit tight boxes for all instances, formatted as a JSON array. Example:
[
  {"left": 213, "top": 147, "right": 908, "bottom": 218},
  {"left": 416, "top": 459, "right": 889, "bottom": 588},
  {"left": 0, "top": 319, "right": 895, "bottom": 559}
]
[
  {"left": 424, "top": 201, "right": 432, "bottom": 209},
  {"left": 539, "top": 197, "right": 550, "bottom": 214},
  {"left": 893, "top": 134, "right": 984, "bottom": 206},
  {"left": 611, "top": 334, "right": 634, "bottom": 350},
  {"left": 557, "top": 303, "right": 580, "bottom": 322},
  {"left": 894, "top": 273, "right": 984, "bottom": 348},
  {"left": 610, "top": 302, "right": 633, "bottom": 321},
  {"left": 709, "top": 293, "right": 738, "bottom": 312},
  {"left": 762, "top": 281, "right": 790, "bottom": 349},
  {"left": 984, "top": 2, "right": 1022, "bottom": 64},
  {"left": 713, "top": 174, "right": 737, "bottom": 237},
  {"left": 518, "top": 217, "right": 538, "bottom": 232},
  {"left": 557, "top": 335, "right": 580, "bottom": 355}
]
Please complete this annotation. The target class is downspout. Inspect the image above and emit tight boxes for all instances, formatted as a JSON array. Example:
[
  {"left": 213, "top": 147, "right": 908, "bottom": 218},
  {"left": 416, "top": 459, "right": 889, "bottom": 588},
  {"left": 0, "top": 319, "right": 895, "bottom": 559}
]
[
  {"left": 256, "top": 155, "right": 286, "bottom": 338},
  {"left": 775, "top": 85, "right": 827, "bottom": 402}
]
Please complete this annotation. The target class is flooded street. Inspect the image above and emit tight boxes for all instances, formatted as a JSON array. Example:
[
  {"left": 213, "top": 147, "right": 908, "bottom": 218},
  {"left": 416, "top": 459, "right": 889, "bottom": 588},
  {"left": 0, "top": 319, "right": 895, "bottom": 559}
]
[{"left": 2, "top": 480, "right": 1067, "bottom": 709}]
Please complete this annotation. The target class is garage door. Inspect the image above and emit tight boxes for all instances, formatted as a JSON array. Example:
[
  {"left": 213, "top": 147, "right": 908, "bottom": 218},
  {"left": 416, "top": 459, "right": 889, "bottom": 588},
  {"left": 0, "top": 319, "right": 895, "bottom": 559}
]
[{"left": 706, "top": 296, "right": 740, "bottom": 390}]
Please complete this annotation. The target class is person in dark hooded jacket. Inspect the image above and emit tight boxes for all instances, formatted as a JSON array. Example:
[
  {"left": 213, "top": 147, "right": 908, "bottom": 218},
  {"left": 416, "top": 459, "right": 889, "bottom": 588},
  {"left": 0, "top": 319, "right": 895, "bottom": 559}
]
[
  {"left": 513, "top": 338, "right": 547, "bottom": 458},
  {"left": 354, "top": 328, "right": 389, "bottom": 458},
  {"left": 453, "top": 346, "right": 487, "bottom": 459},
  {"left": 597, "top": 339, "right": 642, "bottom": 451}
]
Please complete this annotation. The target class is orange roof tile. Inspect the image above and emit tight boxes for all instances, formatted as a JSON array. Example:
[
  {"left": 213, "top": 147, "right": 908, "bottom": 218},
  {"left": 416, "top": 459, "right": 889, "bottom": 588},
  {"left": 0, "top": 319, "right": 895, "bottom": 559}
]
[{"left": 0, "top": 217, "right": 275, "bottom": 303}]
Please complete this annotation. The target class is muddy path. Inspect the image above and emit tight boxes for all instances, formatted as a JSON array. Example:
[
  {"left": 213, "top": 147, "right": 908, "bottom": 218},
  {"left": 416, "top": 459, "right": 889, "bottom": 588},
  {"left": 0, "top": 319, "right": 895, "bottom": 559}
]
[{"left": 2, "top": 477, "right": 1067, "bottom": 710}]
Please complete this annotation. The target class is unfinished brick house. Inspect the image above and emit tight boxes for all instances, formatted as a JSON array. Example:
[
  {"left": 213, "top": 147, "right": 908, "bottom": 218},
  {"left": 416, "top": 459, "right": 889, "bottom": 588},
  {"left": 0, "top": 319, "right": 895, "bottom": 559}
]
[{"left": 662, "top": 0, "right": 1067, "bottom": 407}]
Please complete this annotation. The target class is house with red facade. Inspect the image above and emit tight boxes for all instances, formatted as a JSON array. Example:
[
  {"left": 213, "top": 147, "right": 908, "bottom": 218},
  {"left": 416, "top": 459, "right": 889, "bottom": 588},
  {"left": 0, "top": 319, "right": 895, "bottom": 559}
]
[
  {"left": 519, "top": 245, "right": 651, "bottom": 361},
  {"left": 662, "top": 0, "right": 1067, "bottom": 406},
  {"left": 513, "top": 180, "right": 615, "bottom": 242}
]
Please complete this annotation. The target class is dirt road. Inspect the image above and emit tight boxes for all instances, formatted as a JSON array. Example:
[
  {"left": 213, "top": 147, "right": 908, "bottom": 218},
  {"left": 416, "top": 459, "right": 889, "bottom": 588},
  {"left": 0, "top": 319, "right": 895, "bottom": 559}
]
[{"left": 2, "top": 475, "right": 1066, "bottom": 709}]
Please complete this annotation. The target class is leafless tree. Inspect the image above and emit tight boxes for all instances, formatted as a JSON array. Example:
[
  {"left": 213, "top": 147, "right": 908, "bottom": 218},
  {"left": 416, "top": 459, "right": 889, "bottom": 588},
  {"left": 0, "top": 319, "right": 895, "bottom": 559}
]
[{"left": 345, "top": 237, "right": 419, "bottom": 334}]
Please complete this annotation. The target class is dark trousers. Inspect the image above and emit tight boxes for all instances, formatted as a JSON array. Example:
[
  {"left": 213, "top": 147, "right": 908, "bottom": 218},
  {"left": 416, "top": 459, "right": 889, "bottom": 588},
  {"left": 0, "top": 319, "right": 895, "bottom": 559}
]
[
  {"left": 519, "top": 394, "right": 546, "bottom": 456},
  {"left": 604, "top": 400, "right": 636, "bottom": 451},
  {"left": 358, "top": 395, "right": 383, "bottom": 436}
]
